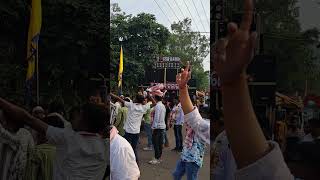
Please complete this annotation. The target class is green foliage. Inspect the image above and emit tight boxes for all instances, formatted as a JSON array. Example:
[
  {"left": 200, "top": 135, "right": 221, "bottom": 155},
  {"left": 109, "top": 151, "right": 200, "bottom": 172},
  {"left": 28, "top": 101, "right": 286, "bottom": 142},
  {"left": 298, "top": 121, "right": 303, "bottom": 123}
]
[
  {"left": 259, "top": 0, "right": 320, "bottom": 93},
  {"left": 0, "top": 0, "right": 108, "bottom": 108},
  {"left": 110, "top": 4, "right": 210, "bottom": 92},
  {"left": 167, "top": 19, "right": 210, "bottom": 90},
  {"left": 110, "top": 5, "right": 170, "bottom": 93}
]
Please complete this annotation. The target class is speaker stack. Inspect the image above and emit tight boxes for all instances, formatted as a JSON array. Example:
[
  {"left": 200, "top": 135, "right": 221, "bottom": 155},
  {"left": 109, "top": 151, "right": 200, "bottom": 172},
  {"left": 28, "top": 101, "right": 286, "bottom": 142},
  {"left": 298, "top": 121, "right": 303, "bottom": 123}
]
[{"left": 247, "top": 55, "right": 276, "bottom": 106}]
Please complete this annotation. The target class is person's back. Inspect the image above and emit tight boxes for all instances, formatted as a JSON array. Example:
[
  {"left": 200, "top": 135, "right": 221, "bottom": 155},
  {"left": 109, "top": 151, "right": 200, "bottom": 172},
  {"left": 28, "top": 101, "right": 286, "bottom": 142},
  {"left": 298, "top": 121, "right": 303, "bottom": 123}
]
[
  {"left": 152, "top": 101, "right": 166, "bottom": 129},
  {"left": 110, "top": 129, "right": 140, "bottom": 180},
  {"left": 46, "top": 103, "right": 108, "bottom": 180},
  {"left": 49, "top": 126, "right": 107, "bottom": 179},
  {"left": 124, "top": 96, "right": 151, "bottom": 134}
]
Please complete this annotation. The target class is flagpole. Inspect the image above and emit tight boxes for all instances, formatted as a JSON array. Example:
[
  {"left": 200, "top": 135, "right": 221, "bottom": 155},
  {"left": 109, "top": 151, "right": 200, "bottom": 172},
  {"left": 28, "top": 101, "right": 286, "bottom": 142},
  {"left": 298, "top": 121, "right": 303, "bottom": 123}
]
[
  {"left": 119, "top": 37, "right": 123, "bottom": 95},
  {"left": 36, "top": 42, "right": 40, "bottom": 105}
]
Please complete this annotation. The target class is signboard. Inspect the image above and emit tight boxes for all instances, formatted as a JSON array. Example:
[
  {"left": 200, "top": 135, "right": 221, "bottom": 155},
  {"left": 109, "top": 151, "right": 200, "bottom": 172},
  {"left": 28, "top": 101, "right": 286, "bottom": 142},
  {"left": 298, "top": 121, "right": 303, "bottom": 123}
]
[
  {"left": 157, "top": 57, "right": 180, "bottom": 62},
  {"left": 153, "top": 57, "right": 181, "bottom": 69},
  {"left": 150, "top": 82, "right": 179, "bottom": 90}
]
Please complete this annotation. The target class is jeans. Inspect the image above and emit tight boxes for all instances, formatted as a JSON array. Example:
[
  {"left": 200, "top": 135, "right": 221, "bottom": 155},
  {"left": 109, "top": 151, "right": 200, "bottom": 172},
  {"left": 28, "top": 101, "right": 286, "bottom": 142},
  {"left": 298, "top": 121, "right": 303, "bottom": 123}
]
[
  {"left": 152, "top": 129, "right": 164, "bottom": 159},
  {"left": 174, "top": 125, "right": 183, "bottom": 150},
  {"left": 172, "top": 159, "right": 200, "bottom": 180},
  {"left": 163, "top": 129, "right": 169, "bottom": 145},
  {"left": 124, "top": 132, "right": 140, "bottom": 163},
  {"left": 144, "top": 123, "right": 153, "bottom": 147}
]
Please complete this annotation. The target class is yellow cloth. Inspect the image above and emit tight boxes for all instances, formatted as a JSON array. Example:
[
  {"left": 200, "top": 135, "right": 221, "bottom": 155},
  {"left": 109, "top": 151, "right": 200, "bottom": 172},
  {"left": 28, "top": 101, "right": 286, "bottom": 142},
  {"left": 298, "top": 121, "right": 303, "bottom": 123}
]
[
  {"left": 26, "top": 0, "right": 42, "bottom": 81},
  {"left": 118, "top": 46, "right": 123, "bottom": 87}
]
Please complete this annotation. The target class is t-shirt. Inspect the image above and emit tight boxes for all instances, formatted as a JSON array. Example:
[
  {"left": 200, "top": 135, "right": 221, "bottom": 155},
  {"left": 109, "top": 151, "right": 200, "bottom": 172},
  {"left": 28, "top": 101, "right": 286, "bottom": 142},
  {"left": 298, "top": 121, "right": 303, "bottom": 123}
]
[
  {"left": 124, "top": 101, "right": 151, "bottom": 134},
  {"left": 46, "top": 126, "right": 108, "bottom": 180},
  {"left": 110, "top": 134, "right": 140, "bottom": 180},
  {"left": 151, "top": 102, "right": 166, "bottom": 130},
  {"left": 171, "top": 104, "right": 184, "bottom": 125},
  {"left": 143, "top": 107, "right": 153, "bottom": 124},
  {"left": 211, "top": 131, "right": 237, "bottom": 180},
  {"left": 114, "top": 107, "right": 128, "bottom": 136}
]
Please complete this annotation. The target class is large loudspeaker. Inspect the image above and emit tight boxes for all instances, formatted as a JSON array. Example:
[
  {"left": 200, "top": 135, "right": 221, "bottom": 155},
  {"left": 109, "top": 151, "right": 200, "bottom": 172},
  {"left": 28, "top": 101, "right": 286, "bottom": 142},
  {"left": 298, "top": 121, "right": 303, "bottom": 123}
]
[
  {"left": 247, "top": 55, "right": 276, "bottom": 82},
  {"left": 249, "top": 84, "right": 276, "bottom": 105},
  {"left": 166, "top": 69, "right": 178, "bottom": 82}
]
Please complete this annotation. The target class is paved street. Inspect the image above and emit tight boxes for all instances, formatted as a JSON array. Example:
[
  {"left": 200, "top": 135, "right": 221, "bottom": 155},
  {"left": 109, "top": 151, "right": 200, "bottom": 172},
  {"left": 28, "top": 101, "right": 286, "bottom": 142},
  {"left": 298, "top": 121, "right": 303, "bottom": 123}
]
[{"left": 137, "top": 125, "right": 210, "bottom": 180}]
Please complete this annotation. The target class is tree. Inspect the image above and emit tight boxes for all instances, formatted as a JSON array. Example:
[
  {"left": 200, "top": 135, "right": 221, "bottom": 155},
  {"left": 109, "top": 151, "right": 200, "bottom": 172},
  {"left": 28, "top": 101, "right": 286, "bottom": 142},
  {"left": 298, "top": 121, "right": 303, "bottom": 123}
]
[
  {"left": 0, "top": 0, "right": 108, "bottom": 108},
  {"left": 167, "top": 19, "right": 210, "bottom": 90},
  {"left": 255, "top": 0, "right": 320, "bottom": 94},
  {"left": 110, "top": 5, "right": 170, "bottom": 93}
]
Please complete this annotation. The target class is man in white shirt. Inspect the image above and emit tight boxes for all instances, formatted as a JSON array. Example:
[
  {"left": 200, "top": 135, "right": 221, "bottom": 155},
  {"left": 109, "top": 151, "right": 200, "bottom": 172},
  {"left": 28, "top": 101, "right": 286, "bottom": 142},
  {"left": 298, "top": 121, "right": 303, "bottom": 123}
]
[
  {"left": 110, "top": 126, "right": 140, "bottom": 180},
  {"left": 110, "top": 93, "right": 155, "bottom": 164},
  {"left": 149, "top": 95, "right": 166, "bottom": 164}
]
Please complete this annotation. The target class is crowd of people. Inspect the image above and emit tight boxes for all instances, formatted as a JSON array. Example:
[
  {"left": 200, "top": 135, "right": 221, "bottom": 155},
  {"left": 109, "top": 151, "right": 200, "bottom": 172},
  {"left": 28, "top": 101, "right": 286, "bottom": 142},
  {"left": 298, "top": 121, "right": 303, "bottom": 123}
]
[
  {"left": 0, "top": 92, "right": 109, "bottom": 180},
  {"left": 109, "top": 82, "right": 210, "bottom": 179},
  {"left": 2, "top": 0, "right": 319, "bottom": 179}
]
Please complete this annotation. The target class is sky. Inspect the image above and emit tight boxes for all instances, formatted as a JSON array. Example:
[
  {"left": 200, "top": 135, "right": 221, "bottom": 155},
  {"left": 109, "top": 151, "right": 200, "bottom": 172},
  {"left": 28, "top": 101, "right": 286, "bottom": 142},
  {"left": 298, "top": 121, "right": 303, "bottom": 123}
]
[
  {"left": 111, "top": 0, "right": 211, "bottom": 71},
  {"left": 111, "top": 0, "right": 320, "bottom": 72},
  {"left": 298, "top": 0, "right": 320, "bottom": 30}
]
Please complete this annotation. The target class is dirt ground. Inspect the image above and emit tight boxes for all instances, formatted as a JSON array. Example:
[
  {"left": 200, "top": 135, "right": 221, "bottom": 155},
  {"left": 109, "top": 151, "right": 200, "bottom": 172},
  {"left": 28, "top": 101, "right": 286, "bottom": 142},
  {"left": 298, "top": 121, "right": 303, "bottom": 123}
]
[{"left": 137, "top": 126, "right": 210, "bottom": 180}]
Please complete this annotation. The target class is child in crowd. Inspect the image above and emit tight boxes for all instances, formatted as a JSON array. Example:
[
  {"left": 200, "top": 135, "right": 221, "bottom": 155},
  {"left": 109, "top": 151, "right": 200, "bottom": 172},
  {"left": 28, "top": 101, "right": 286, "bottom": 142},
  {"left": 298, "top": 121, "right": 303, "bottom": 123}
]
[{"left": 0, "top": 98, "right": 109, "bottom": 180}]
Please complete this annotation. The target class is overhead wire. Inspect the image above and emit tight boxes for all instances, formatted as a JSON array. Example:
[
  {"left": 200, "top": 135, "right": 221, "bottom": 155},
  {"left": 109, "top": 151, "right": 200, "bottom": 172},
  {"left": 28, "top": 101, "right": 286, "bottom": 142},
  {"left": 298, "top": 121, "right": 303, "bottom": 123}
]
[
  {"left": 173, "top": 0, "right": 187, "bottom": 20},
  {"left": 190, "top": 0, "right": 208, "bottom": 32},
  {"left": 164, "top": 0, "right": 181, "bottom": 22},
  {"left": 152, "top": 0, "right": 172, "bottom": 25},
  {"left": 181, "top": 0, "right": 201, "bottom": 33},
  {"left": 199, "top": 0, "right": 210, "bottom": 27}
]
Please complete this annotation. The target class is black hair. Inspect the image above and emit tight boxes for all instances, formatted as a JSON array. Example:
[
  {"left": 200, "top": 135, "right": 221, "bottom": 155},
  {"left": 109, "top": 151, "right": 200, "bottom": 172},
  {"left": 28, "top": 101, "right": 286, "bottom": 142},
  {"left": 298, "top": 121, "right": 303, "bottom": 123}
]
[
  {"left": 135, "top": 94, "right": 145, "bottom": 104},
  {"left": 124, "top": 97, "right": 131, "bottom": 102},
  {"left": 44, "top": 115, "right": 65, "bottom": 128},
  {"left": 81, "top": 103, "right": 108, "bottom": 133},
  {"left": 155, "top": 95, "right": 162, "bottom": 102}
]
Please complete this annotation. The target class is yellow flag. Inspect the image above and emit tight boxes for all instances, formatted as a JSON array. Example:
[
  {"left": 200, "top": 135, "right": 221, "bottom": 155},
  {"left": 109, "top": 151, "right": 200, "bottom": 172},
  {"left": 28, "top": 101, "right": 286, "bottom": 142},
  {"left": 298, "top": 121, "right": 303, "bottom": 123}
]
[
  {"left": 118, "top": 46, "right": 123, "bottom": 87},
  {"left": 26, "top": 0, "right": 42, "bottom": 81}
]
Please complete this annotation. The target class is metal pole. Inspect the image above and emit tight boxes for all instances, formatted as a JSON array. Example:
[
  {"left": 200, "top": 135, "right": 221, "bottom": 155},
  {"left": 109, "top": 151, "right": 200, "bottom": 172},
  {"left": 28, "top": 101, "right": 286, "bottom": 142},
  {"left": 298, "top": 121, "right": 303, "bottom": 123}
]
[
  {"left": 36, "top": 43, "right": 39, "bottom": 105},
  {"left": 164, "top": 67, "right": 167, "bottom": 85}
]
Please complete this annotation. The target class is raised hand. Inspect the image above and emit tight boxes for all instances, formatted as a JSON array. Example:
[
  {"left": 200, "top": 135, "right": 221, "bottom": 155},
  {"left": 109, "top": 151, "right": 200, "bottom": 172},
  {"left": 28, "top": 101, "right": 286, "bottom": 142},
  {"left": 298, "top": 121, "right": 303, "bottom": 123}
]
[
  {"left": 176, "top": 61, "right": 191, "bottom": 89},
  {"left": 213, "top": 0, "right": 257, "bottom": 86}
]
